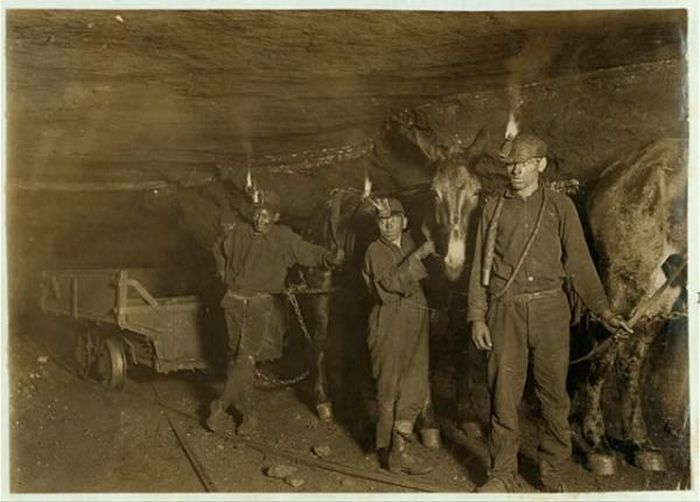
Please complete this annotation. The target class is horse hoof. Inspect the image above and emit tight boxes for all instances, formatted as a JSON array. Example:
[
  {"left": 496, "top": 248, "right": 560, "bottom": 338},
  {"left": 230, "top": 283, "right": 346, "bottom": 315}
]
[
  {"left": 420, "top": 427, "right": 442, "bottom": 449},
  {"left": 459, "top": 420, "right": 483, "bottom": 440},
  {"left": 316, "top": 402, "right": 334, "bottom": 422},
  {"left": 634, "top": 449, "right": 666, "bottom": 472},
  {"left": 587, "top": 451, "right": 617, "bottom": 476}
]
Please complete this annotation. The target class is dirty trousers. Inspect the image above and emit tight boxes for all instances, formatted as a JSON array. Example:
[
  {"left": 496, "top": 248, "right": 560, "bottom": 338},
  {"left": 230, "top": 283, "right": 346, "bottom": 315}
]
[
  {"left": 215, "top": 293, "right": 274, "bottom": 415},
  {"left": 486, "top": 290, "right": 572, "bottom": 479},
  {"left": 368, "top": 301, "right": 430, "bottom": 450}
]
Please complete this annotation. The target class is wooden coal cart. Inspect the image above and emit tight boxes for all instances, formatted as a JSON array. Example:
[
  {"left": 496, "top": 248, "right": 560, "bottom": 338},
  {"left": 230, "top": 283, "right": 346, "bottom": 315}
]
[{"left": 39, "top": 268, "right": 218, "bottom": 389}]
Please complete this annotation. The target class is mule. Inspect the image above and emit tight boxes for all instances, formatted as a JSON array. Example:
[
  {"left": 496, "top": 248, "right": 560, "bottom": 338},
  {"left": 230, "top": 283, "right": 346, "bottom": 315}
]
[{"left": 580, "top": 138, "right": 687, "bottom": 475}]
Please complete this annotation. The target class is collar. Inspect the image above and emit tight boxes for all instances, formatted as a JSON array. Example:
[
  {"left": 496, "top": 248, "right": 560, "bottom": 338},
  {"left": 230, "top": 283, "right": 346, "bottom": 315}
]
[
  {"left": 246, "top": 222, "right": 277, "bottom": 237},
  {"left": 504, "top": 183, "right": 544, "bottom": 200},
  {"left": 379, "top": 234, "right": 404, "bottom": 250}
]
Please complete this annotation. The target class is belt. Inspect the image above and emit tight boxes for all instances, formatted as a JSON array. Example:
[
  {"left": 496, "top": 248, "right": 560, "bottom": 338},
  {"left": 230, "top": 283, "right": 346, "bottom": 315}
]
[
  {"left": 491, "top": 287, "right": 563, "bottom": 304},
  {"left": 225, "top": 290, "right": 272, "bottom": 301}
]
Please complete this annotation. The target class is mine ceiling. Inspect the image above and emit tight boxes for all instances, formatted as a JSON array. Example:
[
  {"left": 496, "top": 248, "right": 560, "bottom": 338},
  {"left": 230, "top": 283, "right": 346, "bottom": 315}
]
[{"left": 6, "top": 9, "right": 687, "bottom": 185}]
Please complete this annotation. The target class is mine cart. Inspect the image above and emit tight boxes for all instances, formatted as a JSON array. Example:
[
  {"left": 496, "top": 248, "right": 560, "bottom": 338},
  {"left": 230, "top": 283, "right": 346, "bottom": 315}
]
[{"left": 39, "top": 268, "right": 216, "bottom": 390}]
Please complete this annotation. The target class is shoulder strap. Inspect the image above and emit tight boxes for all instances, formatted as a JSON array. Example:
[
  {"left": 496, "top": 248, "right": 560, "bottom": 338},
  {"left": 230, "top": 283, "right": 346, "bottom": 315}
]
[
  {"left": 481, "top": 193, "right": 505, "bottom": 286},
  {"left": 491, "top": 189, "right": 548, "bottom": 300}
]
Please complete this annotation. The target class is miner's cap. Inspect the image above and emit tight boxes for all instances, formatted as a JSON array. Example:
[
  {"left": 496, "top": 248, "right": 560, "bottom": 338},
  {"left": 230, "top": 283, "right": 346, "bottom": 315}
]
[
  {"left": 375, "top": 198, "right": 405, "bottom": 219},
  {"left": 498, "top": 133, "right": 548, "bottom": 163},
  {"left": 253, "top": 190, "right": 281, "bottom": 213}
]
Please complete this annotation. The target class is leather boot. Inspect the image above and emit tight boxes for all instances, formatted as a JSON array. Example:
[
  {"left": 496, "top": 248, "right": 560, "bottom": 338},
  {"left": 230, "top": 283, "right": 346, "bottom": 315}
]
[
  {"left": 206, "top": 400, "right": 234, "bottom": 435},
  {"left": 377, "top": 447, "right": 391, "bottom": 470},
  {"left": 387, "top": 429, "right": 433, "bottom": 475},
  {"left": 236, "top": 413, "right": 259, "bottom": 436}
]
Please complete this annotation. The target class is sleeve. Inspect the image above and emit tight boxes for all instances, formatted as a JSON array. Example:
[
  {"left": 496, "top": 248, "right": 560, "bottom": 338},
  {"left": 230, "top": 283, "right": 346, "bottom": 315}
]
[
  {"left": 212, "top": 230, "right": 234, "bottom": 281},
  {"left": 559, "top": 196, "right": 611, "bottom": 317},
  {"left": 362, "top": 242, "right": 426, "bottom": 305},
  {"left": 467, "top": 209, "right": 489, "bottom": 322},
  {"left": 288, "top": 230, "right": 331, "bottom": 269}
]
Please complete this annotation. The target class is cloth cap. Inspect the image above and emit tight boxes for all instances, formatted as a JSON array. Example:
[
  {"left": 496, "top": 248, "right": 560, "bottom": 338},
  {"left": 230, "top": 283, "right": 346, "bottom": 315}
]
[
  {"left": 498, "top": 133, "right": 548, "bottom": 163},
  {"left": 375, "top": 197, "right": 405, "bottom": 219},
  {"left": 253, "top": 190, "right": 281, "bottom": 213}
]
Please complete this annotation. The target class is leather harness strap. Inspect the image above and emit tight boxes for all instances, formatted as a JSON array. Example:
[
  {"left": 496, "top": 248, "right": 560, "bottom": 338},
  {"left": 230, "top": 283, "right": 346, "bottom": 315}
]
[{"left": 488, "top": 188, "right": 549, "bottom": 300}]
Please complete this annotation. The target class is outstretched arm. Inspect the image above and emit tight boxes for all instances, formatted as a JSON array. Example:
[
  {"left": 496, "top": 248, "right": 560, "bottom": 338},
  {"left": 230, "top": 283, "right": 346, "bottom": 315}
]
[
  {"left": 560, "top": 198, "right": 632, "bottom": 334},
  {"left": 362, "top": 240, "right": 432, "bottom": 304}
]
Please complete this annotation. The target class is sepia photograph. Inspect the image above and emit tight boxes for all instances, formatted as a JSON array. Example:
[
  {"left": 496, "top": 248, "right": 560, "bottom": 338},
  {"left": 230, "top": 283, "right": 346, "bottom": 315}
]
[{"left": 1, "top": 1, "right": 697, "bottom": 499}]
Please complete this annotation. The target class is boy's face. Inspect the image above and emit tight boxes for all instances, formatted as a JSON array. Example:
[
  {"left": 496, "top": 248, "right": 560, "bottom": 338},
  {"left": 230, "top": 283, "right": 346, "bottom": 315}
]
[
  {"left": 377, "top": 214, "right": 405, "bottom": 242},
  {"left": 252, "top": 207, "right": 279, "bottom": 233},
  {"left": 505, "top": 157, "right": 547, "bottom": 193}
]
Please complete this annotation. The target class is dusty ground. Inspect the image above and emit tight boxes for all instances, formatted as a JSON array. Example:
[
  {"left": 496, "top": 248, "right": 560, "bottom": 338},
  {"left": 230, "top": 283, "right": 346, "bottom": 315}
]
[{"left": 5, "top": 310, "right": 690, "bottom": 497}]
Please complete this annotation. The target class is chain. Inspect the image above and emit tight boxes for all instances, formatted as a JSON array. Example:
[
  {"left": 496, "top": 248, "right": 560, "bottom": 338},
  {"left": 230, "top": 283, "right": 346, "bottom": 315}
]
[
  {"left": 284, "top": 284, "right": 334, "bottom": 295},
  {"left": 284, "top": 292, "right": 315, "bottom": 344},
  {"left": 588, "top": 308, "right": 688, "bottom": 327},
  {"left": 659, "top": 310, "right": 688, "bottom": 321},
  {"left": 254, "top": 367, "right": 310, "bottom": 388},
  {"left": 251, "top": 291, "right": 320, "bottom": 388}
]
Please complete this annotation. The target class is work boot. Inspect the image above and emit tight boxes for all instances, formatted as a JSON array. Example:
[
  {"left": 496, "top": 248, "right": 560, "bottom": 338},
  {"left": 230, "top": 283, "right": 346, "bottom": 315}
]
[
  {"left": 539, "top": 476, "right": 567, "bottom": 493},
  {"left": 474, "top": 476, "right": 509, "bottom": 493},
  {"left": 236, "top": 414, "right": 259, "bottom": 436},
  {"left": 458, "top": 418, "right": 484, "bottom": 439},
  {"left": 206, "top": 401, "right": 234, "bottom": 435},
  {"left": 387, "top": 430, "right": 433, "bottom": 475},
  {"left": 540, "top": 461, "right": 569, "bottom": 492},
  {"left": 377, "top": 447, "right": 391, "bottom": 470}
]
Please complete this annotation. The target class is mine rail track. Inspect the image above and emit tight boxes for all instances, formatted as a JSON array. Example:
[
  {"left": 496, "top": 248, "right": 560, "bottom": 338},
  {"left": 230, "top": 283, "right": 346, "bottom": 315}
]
[{"left": 23, "top": 332, "right": 448, "bottom": 493}]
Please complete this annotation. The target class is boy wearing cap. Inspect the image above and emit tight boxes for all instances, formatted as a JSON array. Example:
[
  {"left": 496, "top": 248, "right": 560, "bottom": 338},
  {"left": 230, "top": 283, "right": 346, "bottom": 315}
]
[
  {"left": 361, "top": 197, "right": 436, "bottom": 475},
  {"left": 207, "top": 189, "right": 344, "bottom": 436},
  {"left": 467, "top": 133, "right": 631, "bottom": 492}
]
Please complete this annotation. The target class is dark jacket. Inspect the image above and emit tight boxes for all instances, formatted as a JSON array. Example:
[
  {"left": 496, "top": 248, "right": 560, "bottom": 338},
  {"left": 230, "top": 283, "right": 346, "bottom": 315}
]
[
  {"left": 467, "top": 186, "right": 610, "bottom": 322},
  {"left": 213, "top": 222, "right": 330, "bottom": 298}
]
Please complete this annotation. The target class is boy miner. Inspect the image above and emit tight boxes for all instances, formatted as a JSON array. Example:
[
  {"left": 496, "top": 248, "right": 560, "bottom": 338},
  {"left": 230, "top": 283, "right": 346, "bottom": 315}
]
[
  {"left": 207, "top": 189, "right": 344, "bottom": 436},
  {"left": 467, "top": 133, "right": 632, "bottom": 492},
  {"left": 362, "top": 197, "right": 436, "bottom": 475}
]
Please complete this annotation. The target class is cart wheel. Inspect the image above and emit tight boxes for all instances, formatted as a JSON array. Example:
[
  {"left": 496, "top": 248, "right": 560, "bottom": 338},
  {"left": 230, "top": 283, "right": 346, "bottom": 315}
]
[
  {"left": 95, "top": 338, "right": 127, "bottom": 390},
  {"left": 74, "top": 330, "right": 94, "bottom": 379}
]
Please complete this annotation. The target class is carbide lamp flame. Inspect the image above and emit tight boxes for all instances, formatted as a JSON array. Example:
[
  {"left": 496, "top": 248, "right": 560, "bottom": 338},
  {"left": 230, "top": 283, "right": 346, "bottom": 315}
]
[
  {"left": 505, "top": 111, "right": 519, "bottom": 140},
  {"left": 252, "top": 190, "right": 260, "bottom": 203},
  {"left": 363, "top": 175, "right": 373, "bottom": 199},
  {"left": 245, "top": 169, "right": 253, "bottom": 191}
]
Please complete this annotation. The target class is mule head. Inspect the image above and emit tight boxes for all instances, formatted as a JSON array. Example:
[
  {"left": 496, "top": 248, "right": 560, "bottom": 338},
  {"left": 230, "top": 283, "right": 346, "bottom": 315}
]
[{"left": 430, "top": 158, "right": 482, "bottom": 282}]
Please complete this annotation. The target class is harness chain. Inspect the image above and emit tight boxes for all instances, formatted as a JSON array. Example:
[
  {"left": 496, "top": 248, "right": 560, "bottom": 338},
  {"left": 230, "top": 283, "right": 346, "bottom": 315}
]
[
  {"left": 571, "top": 257, "right": 688, "bottom": 365},
  {"left": 254, "top": 366, "right": 309, "bottom": 388},
  {"left": 588, "top": 309, "right": 687, "bottom": 326},
  {"left": 284, "top": 292, "right": 315, "bottom": 344},
  {"left": 252, "top": 289, "right": 330, "bottom": 388}
]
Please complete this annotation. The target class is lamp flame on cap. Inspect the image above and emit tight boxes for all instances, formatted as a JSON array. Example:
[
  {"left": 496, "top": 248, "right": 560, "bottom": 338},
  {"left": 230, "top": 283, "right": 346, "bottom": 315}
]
[
  {"left": 363, "top": 175, "right": 373, "bottom": 199},
  {"left": 505, "top": 111, "right": 519, "bottom": 140}
]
